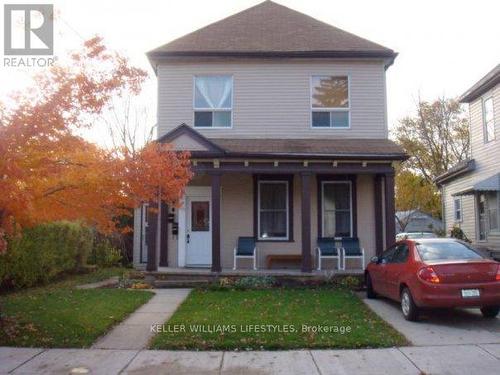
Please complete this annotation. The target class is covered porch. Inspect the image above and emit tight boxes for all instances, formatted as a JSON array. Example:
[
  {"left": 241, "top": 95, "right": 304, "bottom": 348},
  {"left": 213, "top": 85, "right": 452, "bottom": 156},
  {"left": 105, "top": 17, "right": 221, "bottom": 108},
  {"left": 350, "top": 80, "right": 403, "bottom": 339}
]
[
  {"left": 133, "top": 124, "right": 405, "bottom": 273},
  {"left": 141, "top": 159, "right": 397, "bottom": 273}
]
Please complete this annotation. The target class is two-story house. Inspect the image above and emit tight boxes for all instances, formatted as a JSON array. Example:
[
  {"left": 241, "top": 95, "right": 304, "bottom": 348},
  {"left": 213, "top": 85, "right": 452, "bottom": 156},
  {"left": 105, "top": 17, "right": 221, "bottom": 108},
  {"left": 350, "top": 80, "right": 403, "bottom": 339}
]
[
  {"left": 436, "top": 64, "right": 500, "bottom": 260},
  {"left": 133, "top": 1, "right": 406, "bottom": 273}
]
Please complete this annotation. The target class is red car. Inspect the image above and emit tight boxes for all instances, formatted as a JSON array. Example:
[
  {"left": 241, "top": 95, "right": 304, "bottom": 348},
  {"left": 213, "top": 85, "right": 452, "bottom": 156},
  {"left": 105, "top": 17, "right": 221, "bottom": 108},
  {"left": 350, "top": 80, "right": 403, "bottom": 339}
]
[{"left": 365, "top": 238, "right": 500, "bottom": 321}]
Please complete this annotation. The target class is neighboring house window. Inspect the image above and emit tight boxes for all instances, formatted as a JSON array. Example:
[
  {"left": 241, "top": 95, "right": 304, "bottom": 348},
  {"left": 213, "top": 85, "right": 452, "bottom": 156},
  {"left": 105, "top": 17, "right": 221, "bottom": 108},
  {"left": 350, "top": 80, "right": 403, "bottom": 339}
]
[
  {"left": 258, "top": 180, "right": 289, "bottom": 240},
  {"left": 453, "top": 197, "right": 462, "bottom": 222},
  {"left": 487, "top": 192, "right": 499, "bottom": 232},
  {"left": 322, "top": 181, "right": 352, "bottom": 237},
  {"left": 483, "top": 97, "right": 495, "bottom": 142},
  {"left": 194, "top": 75, "right": 232, "bottom": 128},
  {"left": 311, "top": 75, "right": 349, "bottom": 128}
]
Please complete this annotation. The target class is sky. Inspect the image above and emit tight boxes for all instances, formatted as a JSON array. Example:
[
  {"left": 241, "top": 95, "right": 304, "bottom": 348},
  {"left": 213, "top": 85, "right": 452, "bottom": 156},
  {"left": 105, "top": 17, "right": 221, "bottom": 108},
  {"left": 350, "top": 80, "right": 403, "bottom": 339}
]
[{"left": 1, "top": 0, "right": 499, "bottom": 144}]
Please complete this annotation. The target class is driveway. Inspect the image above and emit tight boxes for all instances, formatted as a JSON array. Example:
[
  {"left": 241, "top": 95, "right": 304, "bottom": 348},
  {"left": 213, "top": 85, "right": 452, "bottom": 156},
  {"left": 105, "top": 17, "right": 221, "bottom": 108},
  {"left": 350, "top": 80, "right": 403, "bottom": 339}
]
[{"left": 362, "top": 295, "right": 500, "bottom": 346}]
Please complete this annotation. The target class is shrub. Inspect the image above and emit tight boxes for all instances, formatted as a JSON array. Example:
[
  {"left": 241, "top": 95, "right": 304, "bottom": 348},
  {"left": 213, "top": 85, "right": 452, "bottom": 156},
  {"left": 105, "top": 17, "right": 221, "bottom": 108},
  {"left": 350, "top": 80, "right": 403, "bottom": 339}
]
[
  {"left": 450, "top": 225, "right": 471, "bottom": 243},
  {"left": 89, "top": 238, "right": 122, "bottom": 267},
  {"left": 338, "top": 275, "right": 361, "bottom": 290},
  {"left": 0, "top": 221, "right": 93, "bottom": 289},
  {"left": 233, "top": 276, "right": 276, "bottom": 290}
]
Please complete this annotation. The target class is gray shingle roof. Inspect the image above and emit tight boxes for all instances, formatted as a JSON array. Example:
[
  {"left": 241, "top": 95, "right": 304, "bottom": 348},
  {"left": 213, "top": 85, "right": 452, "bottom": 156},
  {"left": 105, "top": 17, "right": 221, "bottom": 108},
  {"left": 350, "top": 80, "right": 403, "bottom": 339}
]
[{"left": 148, "top": 1, "right": 396, "bottom": 62}]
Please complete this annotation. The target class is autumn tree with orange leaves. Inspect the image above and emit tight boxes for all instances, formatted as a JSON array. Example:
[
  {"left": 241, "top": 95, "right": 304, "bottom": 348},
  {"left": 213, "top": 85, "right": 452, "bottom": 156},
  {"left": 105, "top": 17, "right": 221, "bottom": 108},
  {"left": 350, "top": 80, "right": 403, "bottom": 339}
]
[{"left": 0, "top": 37, "right": 192, "bottom": 253}]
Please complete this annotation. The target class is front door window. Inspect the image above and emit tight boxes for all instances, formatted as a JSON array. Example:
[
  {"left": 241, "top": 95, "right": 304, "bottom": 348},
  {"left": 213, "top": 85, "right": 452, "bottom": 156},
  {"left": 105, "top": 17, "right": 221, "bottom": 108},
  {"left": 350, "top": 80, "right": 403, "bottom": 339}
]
[{"left": 191, "top": 201, "right": 210, "bottom": 231}]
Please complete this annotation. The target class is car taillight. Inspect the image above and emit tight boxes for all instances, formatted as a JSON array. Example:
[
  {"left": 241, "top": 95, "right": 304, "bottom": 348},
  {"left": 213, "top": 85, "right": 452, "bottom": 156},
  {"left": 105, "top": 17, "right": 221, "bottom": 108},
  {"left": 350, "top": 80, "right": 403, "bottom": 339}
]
[
  {"left": 496, "top": 265, "right": 500, "bottom": 281},
  {"left": 418, "top": 266, "right": 440, "bottom": 283}
]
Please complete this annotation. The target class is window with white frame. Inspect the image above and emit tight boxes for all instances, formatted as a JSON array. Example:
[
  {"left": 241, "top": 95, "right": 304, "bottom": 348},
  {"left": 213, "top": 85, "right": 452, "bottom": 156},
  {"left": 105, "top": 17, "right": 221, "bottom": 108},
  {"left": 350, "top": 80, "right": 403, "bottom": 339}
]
[
  {"left": 194, "top": 75, "right": 232, "bottom": 128},
  {"left": 311, "top": 75, "right": 349, "bottom": 128},
  {"left": 322, "top": 181, "right": 352, "bottom": 237},
  {"left": 483, "top": 97, "right": 495, "bottom": 142},
  {"left": 453, "top": 197, "right": 462, "bottom": 222},
  {"left": 258, "top": 181, "right": 288, "bottom": 240},
  {"left": 486, "top": 192, "right": 499, "bottom": 232}
]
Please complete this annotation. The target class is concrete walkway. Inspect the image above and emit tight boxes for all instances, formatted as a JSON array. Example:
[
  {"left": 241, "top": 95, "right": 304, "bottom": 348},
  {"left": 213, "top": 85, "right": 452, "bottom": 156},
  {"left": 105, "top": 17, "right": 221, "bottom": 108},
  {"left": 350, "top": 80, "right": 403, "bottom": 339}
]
[
  {"left": 91, "top": 289, "right": 191, "bottom": 350},
  {"left": 362, "top": 295, "right": 500, "bottom": 346},
  {"left": 1, "top": 344, "right": 499, "bottom": 374}
]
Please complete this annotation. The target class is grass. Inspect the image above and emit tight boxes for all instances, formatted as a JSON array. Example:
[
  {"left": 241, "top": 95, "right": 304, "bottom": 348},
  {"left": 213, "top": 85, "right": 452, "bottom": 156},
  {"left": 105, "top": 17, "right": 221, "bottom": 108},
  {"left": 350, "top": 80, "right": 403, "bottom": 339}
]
[
  {"left": 0, "top": 268, "right": 154, "bottom": 348},
  {"left": 151, "top": 288, "right": 408, "bottom": 350}
]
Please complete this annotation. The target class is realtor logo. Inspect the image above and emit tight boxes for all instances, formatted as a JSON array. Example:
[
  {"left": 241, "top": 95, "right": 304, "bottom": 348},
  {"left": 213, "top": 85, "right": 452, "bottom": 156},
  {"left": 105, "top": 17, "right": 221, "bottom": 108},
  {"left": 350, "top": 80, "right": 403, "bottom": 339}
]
[{"left": 4, "top": 4, "right": 54, "bottom": 55}]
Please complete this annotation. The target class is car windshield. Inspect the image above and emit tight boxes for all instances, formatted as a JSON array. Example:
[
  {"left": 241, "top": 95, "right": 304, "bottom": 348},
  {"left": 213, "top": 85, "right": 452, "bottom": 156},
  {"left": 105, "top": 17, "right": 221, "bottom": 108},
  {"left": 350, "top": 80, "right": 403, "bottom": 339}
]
[{"left": 416, "top": 241, "right": 483, "bottom": 261}]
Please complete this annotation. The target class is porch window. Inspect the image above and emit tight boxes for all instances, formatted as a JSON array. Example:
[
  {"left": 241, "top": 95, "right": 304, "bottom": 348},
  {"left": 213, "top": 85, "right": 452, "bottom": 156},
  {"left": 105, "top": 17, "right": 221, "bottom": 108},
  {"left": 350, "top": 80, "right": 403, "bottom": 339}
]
[
  {"left": 453, "top": 197, "right": 462, "bottom": 222},
  {"left": 258, "top": 181, "right": 289, "bottom": 240},
  {"left": 483, "top": 97, "right": 495, "bottom": 143},
  {"left": 311, "top": 76, "right": 349, "bottom": 128},
  {"left": 194, "top": 75, "right": 232, "bottom": 128},
  {"left": 486, "top": 192, "right": 499, "bottom": 232},
  {"left": 322, "top": 181, "right": 352, "bottom": 237}
]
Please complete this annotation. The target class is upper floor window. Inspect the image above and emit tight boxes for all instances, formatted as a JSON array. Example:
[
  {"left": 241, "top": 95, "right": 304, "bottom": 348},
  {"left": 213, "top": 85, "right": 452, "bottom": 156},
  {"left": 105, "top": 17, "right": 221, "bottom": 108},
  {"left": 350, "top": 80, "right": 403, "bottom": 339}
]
[
  {"left": 311, "top": 75, "right": 349, "bottom": 128},
  {"left": 483, "top": 97, "right": 495, "bottom": 142},
  {"left": 194, "top": 75, "right": 232, "bottom": 128}
]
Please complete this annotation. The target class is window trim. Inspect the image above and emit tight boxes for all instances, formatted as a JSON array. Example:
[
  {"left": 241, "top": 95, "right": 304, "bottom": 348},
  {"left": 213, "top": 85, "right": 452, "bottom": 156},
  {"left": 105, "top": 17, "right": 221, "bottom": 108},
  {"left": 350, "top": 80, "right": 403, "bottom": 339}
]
[
  {"left": 310, "top": 75, "right": 351, "bottom": 129},
  {"left": 482, "top": 95, "right": 495, "bottom": 143},
  {"left": 453, "top": 197, "right": 462, "bottom": 223},
  {"left": 193, "top": 74, "right": 234, "bottom": 129},
  {"left": 486, "top": 191, "right": 500, "bottom": 233},
  {"left": 253, "top": 175, "right": 294, "bottom": 242},
  {"left": 257, "top": 180, "right": 289, "bottom": 241},
  {"left": 320, "top": 180, "right": 353, "bottom": 238}
]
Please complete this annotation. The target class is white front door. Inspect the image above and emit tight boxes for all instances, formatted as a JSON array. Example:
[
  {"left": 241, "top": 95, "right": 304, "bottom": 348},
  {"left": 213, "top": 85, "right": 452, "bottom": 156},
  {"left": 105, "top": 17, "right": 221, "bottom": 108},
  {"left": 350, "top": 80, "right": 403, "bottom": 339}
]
[{"left": 185, "top": 190, "right": 212, "bottom": 267}]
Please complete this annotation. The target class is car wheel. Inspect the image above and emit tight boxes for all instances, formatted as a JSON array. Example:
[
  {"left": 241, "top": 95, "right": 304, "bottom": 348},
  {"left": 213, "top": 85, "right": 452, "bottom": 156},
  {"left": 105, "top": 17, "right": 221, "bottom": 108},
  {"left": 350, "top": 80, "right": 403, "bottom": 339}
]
[
  {"left": 401, "top": 287, "right": 419, "bottom": 321},
  {"left": 480, "top": 306, "right": 500, "bottom": 318},
  {"left": 366, "top": 273, "right": 377, "bottom": 299}
]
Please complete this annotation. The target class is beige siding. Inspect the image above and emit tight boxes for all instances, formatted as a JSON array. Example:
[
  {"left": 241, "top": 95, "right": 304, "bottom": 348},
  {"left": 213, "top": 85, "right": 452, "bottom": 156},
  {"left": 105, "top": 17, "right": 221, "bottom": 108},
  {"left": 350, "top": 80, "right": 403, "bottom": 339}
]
[
  {"left": 157, "top": 59, "right": 388, "bottom": 139},
  {"left": 165, "top": 173, "right": 376, "bottom": 269},
  {"left": 468, "top": 84, "right": 500, "bottom": 179},
  {"left": 442, "top": 83, "right": 500, "bottom": 251},
  {"left": 443, "top": 177, "right": 477, "bottom": 243}
]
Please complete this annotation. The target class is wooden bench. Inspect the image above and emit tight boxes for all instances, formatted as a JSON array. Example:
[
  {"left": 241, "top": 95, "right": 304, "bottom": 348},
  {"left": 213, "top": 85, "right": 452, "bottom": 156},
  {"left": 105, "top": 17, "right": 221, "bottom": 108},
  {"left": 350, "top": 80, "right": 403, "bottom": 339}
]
[{"left": 266, "top": 254, "right": 302, "bottom": 269}]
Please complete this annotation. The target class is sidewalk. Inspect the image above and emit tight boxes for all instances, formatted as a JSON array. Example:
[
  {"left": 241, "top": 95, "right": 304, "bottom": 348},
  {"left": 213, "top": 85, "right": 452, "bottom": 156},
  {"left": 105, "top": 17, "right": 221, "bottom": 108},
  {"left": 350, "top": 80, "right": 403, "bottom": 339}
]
[
  {"left": 91, "top": 288, "right": 191, "bottom": 350},
  {"left": 1, "top": 344, "right": 498, "bottom": 374}
]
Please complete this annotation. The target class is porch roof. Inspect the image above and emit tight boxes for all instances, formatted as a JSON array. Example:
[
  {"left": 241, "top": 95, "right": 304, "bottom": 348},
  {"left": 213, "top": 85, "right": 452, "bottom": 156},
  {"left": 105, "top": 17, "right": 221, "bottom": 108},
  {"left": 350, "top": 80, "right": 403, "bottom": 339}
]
[
  {"left": 452, "top": 173, "right": 500, "bottom": 196},
  {"left": 158, "top": 124, "right": 407, "bottom": 161}
]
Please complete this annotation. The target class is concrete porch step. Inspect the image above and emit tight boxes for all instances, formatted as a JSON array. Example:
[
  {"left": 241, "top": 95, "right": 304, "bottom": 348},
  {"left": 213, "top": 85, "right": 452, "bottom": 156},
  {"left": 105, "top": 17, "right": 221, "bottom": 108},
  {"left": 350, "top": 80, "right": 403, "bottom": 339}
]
[{"left": 154, "top": 279, "right": 213, "bottom": 288}]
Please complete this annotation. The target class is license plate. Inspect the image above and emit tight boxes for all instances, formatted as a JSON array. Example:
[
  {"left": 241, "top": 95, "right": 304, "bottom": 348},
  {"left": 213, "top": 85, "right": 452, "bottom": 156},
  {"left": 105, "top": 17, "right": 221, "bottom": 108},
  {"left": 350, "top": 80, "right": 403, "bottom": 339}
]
[{"left": 461, "top": 289, "right": 480, "bottom": 298}]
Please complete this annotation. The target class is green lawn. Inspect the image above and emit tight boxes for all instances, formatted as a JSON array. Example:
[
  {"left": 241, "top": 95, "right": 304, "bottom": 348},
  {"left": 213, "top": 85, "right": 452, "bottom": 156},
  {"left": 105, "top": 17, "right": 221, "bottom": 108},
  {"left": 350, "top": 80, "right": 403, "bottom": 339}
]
[
  {"left": 0, "top": 268, "right": 153, "bottom": 348},
  {"left": 151, "top": 288, "right": 407, "bottom": 350}
]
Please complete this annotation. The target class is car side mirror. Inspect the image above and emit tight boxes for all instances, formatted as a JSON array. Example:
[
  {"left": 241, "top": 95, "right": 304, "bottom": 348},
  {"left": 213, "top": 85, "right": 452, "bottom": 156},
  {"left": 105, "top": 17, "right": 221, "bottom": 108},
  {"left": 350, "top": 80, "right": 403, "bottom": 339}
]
[{"left": 370, "top": 256, "right": 379, "bottom": 264}]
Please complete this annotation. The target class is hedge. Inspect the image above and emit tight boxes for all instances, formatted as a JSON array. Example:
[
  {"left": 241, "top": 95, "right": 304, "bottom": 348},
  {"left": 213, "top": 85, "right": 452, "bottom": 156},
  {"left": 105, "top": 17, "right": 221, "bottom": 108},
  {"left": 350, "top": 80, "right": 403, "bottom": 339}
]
[{"left": 0, "top": 221, "right": 94, "bottom": 289}]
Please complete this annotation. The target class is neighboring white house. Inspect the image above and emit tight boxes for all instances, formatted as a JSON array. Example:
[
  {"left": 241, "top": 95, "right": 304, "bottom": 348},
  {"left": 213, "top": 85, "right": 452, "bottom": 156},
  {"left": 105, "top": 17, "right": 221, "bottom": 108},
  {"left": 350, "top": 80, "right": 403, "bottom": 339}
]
[
  {"left": 133, "top": 1, "right": 406, "bottom": 272},
  {"left": 436, "top": 64, "right": 500, "bottom": 259}
]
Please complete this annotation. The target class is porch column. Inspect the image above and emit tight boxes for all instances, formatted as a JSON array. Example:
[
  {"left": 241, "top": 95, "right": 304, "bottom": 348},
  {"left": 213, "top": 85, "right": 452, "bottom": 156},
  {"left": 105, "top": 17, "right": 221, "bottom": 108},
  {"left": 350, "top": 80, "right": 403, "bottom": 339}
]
[
  {"left": 384, "top": 172, "right": 396, "bottom": 248},
  {"left": 374, "top": 175, "right": 384, "bottom": 256},
  {"left": 159, "top": 202, "right": 169, "bottom": 267},
  {"left": 146, "top": 202, "right": 158, "bottom": 271},
  {"left": 301, "top": 172, "right": 312, "bottom": 272},
  {"left": 211, "top": 172, "right": 222, "bottom": 272}
]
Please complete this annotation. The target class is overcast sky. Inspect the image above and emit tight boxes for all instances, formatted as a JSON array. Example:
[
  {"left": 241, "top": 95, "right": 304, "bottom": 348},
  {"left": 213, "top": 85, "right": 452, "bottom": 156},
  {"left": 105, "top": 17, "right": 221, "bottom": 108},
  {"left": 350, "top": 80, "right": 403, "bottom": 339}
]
[{"left": 1, "top": 0, "right": 499, "bottom": 143}]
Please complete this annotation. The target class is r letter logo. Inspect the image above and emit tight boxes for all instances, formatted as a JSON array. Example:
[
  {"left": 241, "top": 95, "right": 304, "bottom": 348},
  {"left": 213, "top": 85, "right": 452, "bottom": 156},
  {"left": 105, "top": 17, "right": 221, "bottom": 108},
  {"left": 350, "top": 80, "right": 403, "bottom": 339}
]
[{"left": 4, "top": 4, "right": 54, "bottom": 55}]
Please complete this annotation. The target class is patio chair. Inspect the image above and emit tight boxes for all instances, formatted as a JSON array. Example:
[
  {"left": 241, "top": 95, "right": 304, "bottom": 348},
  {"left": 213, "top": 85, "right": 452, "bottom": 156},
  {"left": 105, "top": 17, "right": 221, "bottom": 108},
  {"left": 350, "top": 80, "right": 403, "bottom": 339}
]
[
  {"left": 233, "top": 237, "right": 257, "bottom": 270},
  {"left": 341, "top": 237, "right": 365, "bottom": 270},
  {"left": 316, "top": 237, "right": 341, "bottom": 271}
]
